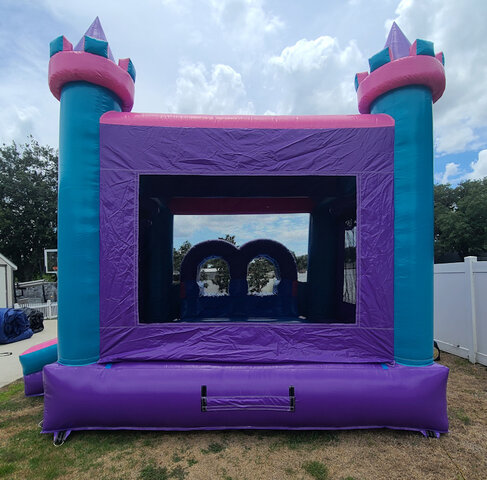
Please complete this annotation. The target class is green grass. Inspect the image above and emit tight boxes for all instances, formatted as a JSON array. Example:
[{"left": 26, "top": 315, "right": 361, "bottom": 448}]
[
  {"left": 0, "top": 382, "right": 29, "bottom": 413},
  {"left": 286, "top": 431, "right": 338, "bottom": 449},
  {"left": 0, "top": 386, "right": 148, "bottom": 480},
  {"left": 0, "top": 463, "right": 16, "bottom": 477},
  {"left": 0, "top": 381, "right": 23, "bottom": 401},
  {"left": 451, "top": 356, "right": 485, "bottom": 379},
  {"left": 139, "top": 464, "right": 187, "bottom": 480},
  {"left": 451, "top": 407, "right": 472, "bottom": 425},
  {"left": 302, "top": 460, "right": 329, "bottom": 480},
  {"left": 168, "top": 465, "right": 187, "bottom": 480},
  {"left": 201, "top": 442, "right": 225, "bottom": 454},
  {"left": 139, "top": 465, "right": 171, "bottom": 480},
  {"left": 269, "top": 430, "right": 339, "bottom": 452}
]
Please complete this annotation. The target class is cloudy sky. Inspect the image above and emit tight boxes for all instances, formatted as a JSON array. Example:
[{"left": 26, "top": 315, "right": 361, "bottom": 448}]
[{"left": 1, "top": 0, "right": 486, "bottom": 254}]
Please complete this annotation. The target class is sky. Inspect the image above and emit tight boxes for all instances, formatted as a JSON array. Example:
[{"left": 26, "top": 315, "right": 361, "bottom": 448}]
[{"left": 1, "top": 0, "right": 486, "bottom": 254}]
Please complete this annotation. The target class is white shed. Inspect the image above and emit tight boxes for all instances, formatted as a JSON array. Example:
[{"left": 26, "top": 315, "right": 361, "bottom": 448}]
[{"left": 0, "top": 253, "right": 17, "bottom": 308}]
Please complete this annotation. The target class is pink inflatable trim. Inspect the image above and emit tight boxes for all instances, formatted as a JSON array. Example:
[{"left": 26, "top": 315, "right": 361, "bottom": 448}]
[
  {"left": 62, "top": 36, "right": 73, "bottom": 52},
  {"left": 21, "top": 338, "right": 57, "bottom": 356},
  {"left": 357, "top": 55, "right": 445, "bottom": 114},
  {"left": 118, "top": 58, "right": 130, "bottom": 71},
  {"left": 49, "top": 51, "right": 134, "bottom": 112},
  {"left": 101, "top": 112, "right": 394, "bottom": 129}
]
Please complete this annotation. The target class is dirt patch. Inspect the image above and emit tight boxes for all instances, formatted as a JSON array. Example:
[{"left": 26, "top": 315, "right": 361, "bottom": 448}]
[{"left": 0, "top": 352, "right": 486, "bottom": 480}]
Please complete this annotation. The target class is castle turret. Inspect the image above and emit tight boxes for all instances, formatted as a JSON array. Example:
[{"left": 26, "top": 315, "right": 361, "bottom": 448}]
[
  {"left": 49, "top": 18, "right": 135, "bottom": 365},
  {"left": 355, "top": 23, "right": 445, "bottom": 365}
]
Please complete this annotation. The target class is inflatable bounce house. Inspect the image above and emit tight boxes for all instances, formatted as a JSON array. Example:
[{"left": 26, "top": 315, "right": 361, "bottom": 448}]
[{"left": 41, "top": 19, "right": 449, "bottom": 440}]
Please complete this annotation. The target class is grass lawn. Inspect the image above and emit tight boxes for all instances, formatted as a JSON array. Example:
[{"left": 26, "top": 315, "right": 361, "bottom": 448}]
[{"left": 1, "top": 352, "right": 486, "bottom": 480}]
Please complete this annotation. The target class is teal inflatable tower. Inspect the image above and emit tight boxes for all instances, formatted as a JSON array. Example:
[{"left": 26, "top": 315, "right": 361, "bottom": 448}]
[
  {"left": 48, "top": 18, "right": 135, "bottom": 365},
  {"left": 355, "top": 23, "right": 446, "bottom": 365}
]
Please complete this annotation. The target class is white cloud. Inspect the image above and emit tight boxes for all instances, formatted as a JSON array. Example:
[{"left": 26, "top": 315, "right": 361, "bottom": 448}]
[
  {"left": 435, "top": 150, "right": 487, "bottom": 184},
  {"left": 169, "top": 63, "right": 254, "bottom": 115},
  {"left": 434, "top": 120, "right": 477, "bottom": 155},
  {"left": 210, "top": 0, "right": 283, "bottom": 45},
  {"left": 464, "top": 149, "right": 487, "bottom": 180},
  {"left": 389, "top": 0, "right": 487, "bottom": 154},
  {"left": 175, "top": 214, "right": 309, "bottom": 254},
  {"left": 267, "top": 36, "right": 364, "bottom": 115},
  {"left": 0, "top": 106, "right": 39, "bottom": 145},
  {"left": 269, "top": 36, "right": 337, "bottom": 72},
  {"left": 435, "top": 161, "right": 460, "bottom": 184}
]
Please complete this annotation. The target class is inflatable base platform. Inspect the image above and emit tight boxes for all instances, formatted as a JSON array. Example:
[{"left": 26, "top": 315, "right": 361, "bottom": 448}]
[{"left": 42, "top": 361, "right": 449, "bottom": 435}]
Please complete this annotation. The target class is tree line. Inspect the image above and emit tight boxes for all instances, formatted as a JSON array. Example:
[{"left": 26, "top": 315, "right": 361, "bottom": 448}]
[
  {"left": 1, "top": 138, "right": 486, "bottom": 281},
  {"left": 0, "top": 138, "right": 57, "bottom": 281}
]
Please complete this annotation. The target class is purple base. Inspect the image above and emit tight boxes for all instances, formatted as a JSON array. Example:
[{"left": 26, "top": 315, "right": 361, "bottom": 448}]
[
  {"left": 42, "top": 362, "right": 449, "bottom": 434},
  {"left": 24, "top": 370, "right": 44, "bottom": 397}
]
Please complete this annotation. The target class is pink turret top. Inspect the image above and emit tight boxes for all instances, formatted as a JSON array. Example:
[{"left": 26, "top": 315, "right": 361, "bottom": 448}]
[
  {"left": 48, "top": 18, "right": 135, "bottom": 112},
  {"left": 355, "top": 23, "right": 445, "bottom": 114}
]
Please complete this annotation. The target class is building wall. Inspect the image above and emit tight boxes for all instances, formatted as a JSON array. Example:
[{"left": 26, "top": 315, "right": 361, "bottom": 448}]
[{"left": 0, "top": 259, "right": 16, "bottom": 308}]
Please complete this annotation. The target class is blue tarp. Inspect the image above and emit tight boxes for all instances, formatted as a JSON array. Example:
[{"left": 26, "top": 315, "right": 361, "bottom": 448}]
[{"left": 0, "top": 308, "right": 33, "bottom": 344}]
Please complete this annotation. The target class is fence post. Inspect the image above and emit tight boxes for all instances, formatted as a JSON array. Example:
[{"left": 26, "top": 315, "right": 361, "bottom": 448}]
[
  {"left": 464, "top": 256, "right": 478, "bottom": 364},
  {"left": 47, "top": 300, "right": 52, "bottom": 319}
]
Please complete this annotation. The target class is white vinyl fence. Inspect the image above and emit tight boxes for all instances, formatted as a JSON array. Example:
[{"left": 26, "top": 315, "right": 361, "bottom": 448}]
[
  {"left": 14, "top": 300, "right": 58, "bottom": 319},
  {"left": 434, "top": 256, "right": 487, "bottom": 366}
]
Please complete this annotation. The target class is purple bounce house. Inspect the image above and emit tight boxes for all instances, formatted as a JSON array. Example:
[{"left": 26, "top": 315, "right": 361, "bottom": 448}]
[{"left": 42, "top": 19, "right": 448, "bottom": 441}]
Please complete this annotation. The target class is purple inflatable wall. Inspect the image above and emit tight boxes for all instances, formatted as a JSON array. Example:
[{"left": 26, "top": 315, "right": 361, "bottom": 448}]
[{"left": 98, "top": 113, "right": 395, "bottom": 364}]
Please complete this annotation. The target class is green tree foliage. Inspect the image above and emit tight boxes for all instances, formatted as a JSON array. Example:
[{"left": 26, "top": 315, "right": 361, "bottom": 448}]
[
  {"left": 295, "top": 254, "right": 308, "bottom": 273},
  {"left": 219, "top": 234, "right": 236, "bottom": 245},
  {"left": 0, "top": 138, "right": 58, "bottom": 280},
  {"left": 198, "top": 261, "right": 209, "bottom": 290},
  {"left": 247, "top": 257, "right": 275, "bottom": 293},
  {"left": 434, "top": 179, "right": 487, "bottom": 260},
  {"left": 173, "top": 240, "right": 192, "bottom": 274}
]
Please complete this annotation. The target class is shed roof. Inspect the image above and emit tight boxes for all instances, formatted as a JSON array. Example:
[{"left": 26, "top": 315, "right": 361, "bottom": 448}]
[{"left": 0, "top": 253, "right": 17, "bottom": 270}]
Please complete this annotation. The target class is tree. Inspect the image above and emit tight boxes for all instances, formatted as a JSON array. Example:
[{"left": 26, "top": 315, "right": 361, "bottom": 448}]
[
  {"left": 0, "top": 138, "right": 58, "bottom": 280},
  {"left": 295, "top": 254, "right": 308, "bottom": 273},
  {"left": 247, "top": 257, "right": 274, "bottom": 293},
  {"left": 434, "top": 179, "right": 487, "bottom": 261},
  {"left": 198, "top": 266, "right": 209, "bottom": 290},
  {"left": 173, "top": 241, "right": 192, "bottom": 274}
]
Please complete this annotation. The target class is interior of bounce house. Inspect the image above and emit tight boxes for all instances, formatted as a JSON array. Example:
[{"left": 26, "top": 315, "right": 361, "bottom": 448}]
[{"left": 25, "top": 18, "right": 451, "bottom": 440}]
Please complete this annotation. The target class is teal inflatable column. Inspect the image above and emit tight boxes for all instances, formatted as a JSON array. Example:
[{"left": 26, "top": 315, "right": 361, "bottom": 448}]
[
  {"left": 48, "top": 21, "right": 135, "bottom": 365},
  {"left": 371, "top": 86, "right": 434, "bottom": 365},
  {"left": 356, "top": 33, "right": 445, "bottom": 365}
]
